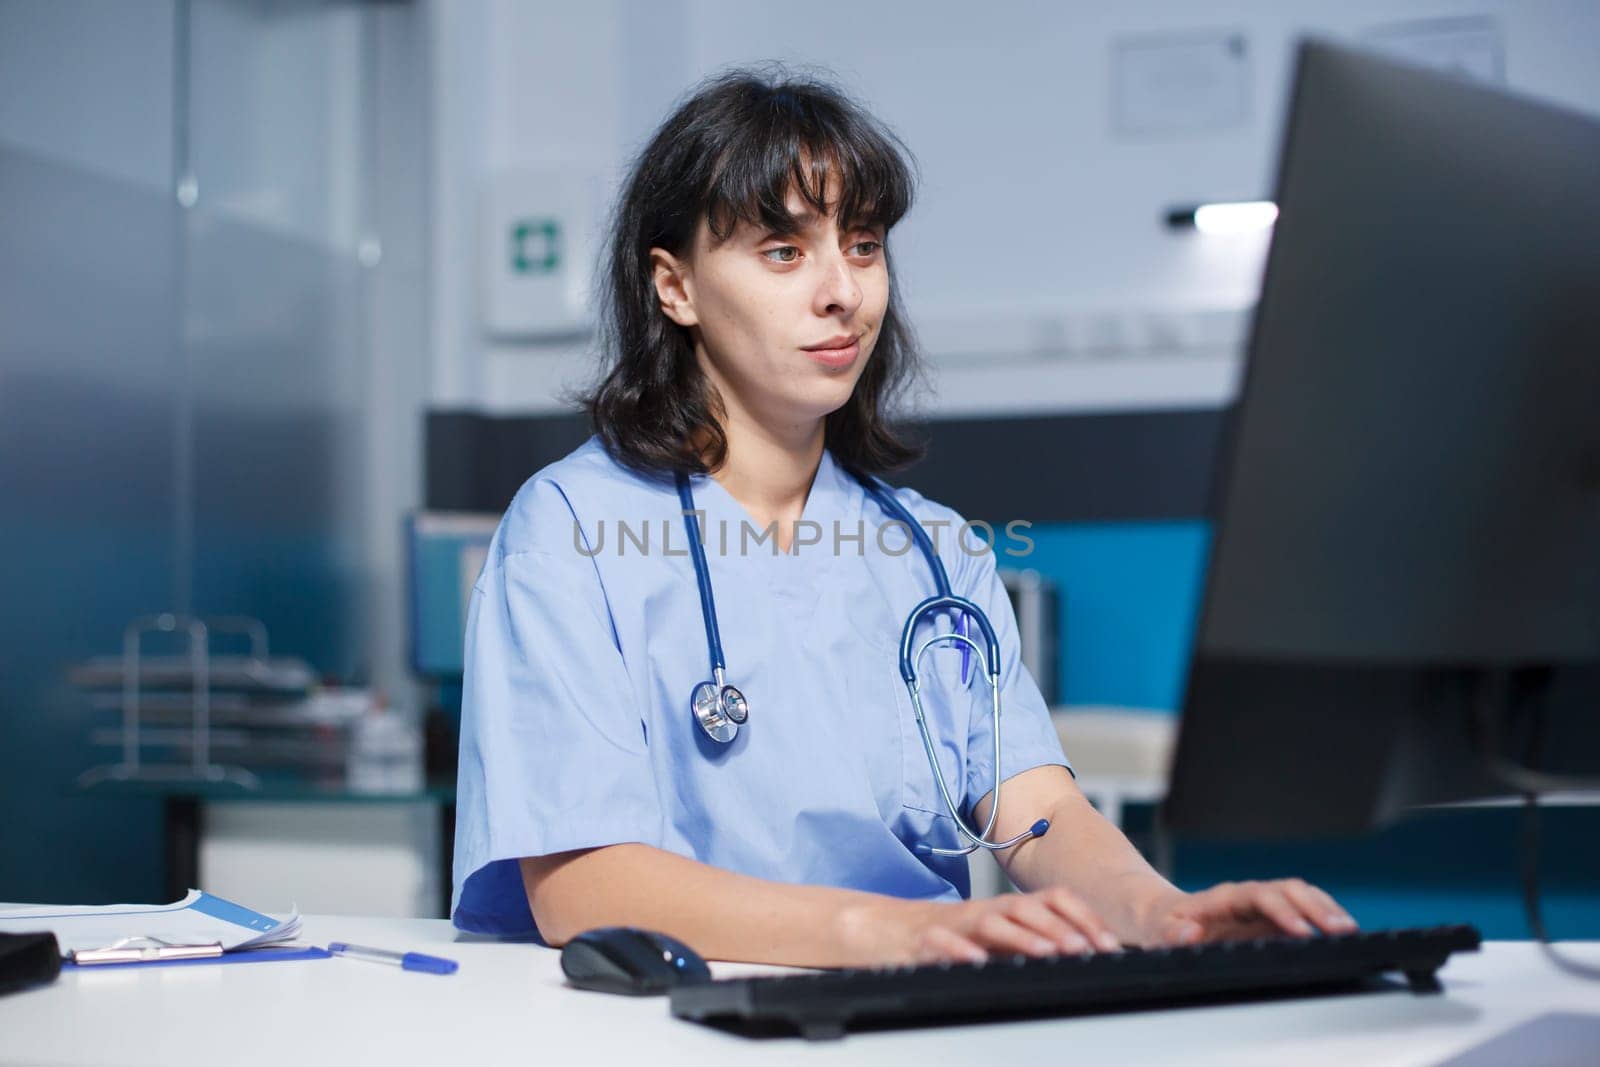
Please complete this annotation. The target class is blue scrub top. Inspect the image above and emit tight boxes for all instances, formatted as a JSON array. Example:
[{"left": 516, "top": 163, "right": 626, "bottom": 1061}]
[{"left": 451, "top": 437, "right": 1071, "bottom": 938}]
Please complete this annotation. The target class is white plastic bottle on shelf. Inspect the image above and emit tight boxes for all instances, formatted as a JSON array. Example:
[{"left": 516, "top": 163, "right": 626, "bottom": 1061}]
[{"left": 346, "top": 697, "right": 423, "bottom": 793}]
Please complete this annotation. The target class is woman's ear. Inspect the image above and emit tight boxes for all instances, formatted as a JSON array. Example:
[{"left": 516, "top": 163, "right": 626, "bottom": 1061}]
[{"left": 649, "top": 248, "right": 699, "bottom": 328}]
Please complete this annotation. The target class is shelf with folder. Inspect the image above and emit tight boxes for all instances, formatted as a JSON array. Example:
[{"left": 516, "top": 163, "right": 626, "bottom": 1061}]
[
  {"left": 70, "top": 613, "right": 326, "bottom": 791},
  {"left": 69, "top": 776, "right": 459, "bottom": 919}
]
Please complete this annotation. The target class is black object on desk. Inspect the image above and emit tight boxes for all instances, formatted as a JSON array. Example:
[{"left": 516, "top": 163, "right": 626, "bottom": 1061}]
[
  {"left": 1, "top": 932, "right": 62, "bottom": 996},
  {"left": 670, "top": 924, "right": 1482, "bottom": 1040},
  {"left": 561, "top": 927, "right": 711, "bottom": 995}
]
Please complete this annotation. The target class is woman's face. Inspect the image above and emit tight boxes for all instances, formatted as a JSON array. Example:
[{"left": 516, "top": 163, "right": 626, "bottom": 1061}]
[{"left": 651, "top": 181, "right": 890, "bottom": 439}]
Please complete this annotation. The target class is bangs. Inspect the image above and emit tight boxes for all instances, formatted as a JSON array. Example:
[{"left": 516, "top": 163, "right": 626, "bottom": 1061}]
[{"left": 700, "top": 90, "right": 915, "bottom": 243}]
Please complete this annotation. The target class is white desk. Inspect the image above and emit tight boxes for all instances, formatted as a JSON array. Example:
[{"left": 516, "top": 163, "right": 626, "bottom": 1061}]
[{"left": 3, "top": 914, "right": 1596, "bottom": 1066}]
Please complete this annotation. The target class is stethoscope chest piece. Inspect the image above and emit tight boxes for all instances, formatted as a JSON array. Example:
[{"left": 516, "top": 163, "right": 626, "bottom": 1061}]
[
  {"left": 721, "top": 684, "right": 749, "bottom": 724},
  {"left": 691, "top": 678, "right": 747, "bottom": 743}
]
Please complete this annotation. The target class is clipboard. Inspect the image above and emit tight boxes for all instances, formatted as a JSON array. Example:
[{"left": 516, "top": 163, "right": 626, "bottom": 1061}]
[
  {"left": 2, "top": 890, "right": 322, "bottom": 970},
  {"left": 66, "top": 942, "right": 332, "bottom": 968},
  {"left": 1, "top": 889, "right": 303, "bottom": 961},
  {"left": 72, "top": 936, "right": 224, "bottom": 965}
]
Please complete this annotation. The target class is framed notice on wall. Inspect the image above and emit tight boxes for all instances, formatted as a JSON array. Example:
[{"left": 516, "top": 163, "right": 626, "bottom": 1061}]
[
  {"left": 1111, "top": 30, "right": 1252, "bottom": 137},
  {"left": 480, "top": 168, "right": 601, "bottom": 339}
]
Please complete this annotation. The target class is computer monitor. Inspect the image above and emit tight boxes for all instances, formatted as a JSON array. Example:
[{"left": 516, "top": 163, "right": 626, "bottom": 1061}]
[{"left": 1162, "top": 40, "right": 1600, "bottom": 838}]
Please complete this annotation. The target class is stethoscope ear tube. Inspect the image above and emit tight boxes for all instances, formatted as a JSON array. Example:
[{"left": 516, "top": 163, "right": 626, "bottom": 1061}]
[
  {"left": 905, "top": 668, "right": 1050, "bottom": 857},
  {"left": 899, "top": 595, "right": 1000, "bottom": 686}
]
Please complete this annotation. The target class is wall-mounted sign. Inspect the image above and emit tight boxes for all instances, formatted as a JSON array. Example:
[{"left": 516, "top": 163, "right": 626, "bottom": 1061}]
[
  {"left": 510, "top": 218, "right": 561, "bottom": 275},
  {"left": 481, "top": 169, "right": 598, "bottom": 339}
]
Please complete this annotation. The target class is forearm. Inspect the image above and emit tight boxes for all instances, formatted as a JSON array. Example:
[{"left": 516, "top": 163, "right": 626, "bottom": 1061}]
[
  {"left": 522, "top": 843, "right": 905, "bottom": 968},
  {"left": 996, "top": 788, "right": 1179, "bottom": 942}
]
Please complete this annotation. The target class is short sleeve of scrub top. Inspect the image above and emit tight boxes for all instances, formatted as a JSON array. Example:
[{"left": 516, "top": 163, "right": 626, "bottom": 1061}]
[
  {"left": 451, "top": 438, "right": 1072, "bottom": 939},
  {"left": 450, "top": 475, "right": 663, "bottom": 935}
]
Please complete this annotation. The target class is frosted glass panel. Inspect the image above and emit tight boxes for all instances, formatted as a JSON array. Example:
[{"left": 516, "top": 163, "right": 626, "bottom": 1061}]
[
  {"left": 0, "top": 9, "right": 180, "bottom": 901},
  {"left": 185, "top": 0, "right": 373, "bottom": 681},
  {"left": 0, "top": 0, "right": 402, "bottom": 904},
  {"left": 188, "top": 0, "right": 367, "bottom": 251}
]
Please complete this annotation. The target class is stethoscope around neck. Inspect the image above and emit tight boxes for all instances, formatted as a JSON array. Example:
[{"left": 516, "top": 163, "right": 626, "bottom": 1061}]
[{"left": 674, "top": 469, "right": 1049, "bottom": 858}]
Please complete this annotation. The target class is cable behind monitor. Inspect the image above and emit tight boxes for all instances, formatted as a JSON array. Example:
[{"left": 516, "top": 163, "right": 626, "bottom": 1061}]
[{"left": 1471, "top": 671, "right": 1600, "bottom": 979}]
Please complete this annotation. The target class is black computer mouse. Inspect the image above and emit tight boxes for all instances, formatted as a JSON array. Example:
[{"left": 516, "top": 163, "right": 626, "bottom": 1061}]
[{"left": 559, "top": 926, "right": 712, "bottom": 995}]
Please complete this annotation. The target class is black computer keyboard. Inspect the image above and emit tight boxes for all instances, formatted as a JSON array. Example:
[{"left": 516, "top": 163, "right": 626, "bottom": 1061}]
[{"left": 669, "top": 924, "right": 1482, "bottom": 1040}]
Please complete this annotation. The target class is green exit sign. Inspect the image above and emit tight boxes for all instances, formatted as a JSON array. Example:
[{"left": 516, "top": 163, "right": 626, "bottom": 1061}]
[{"left": 510, "top": 218, "right": 561, "bottom": 274}]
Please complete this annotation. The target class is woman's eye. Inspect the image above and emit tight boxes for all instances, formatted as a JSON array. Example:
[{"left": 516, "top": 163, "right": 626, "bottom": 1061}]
[
  {"left": 851, "top": 241, "right": 882, "bottom": 257},
  {"left": 762, "top": 246, "right": 800, "bottom": 263}
]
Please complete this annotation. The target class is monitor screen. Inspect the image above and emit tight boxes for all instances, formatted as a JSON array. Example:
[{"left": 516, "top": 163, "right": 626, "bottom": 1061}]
[{"left": 1163, "top": 39, "right": 1600, "bottom": 837}]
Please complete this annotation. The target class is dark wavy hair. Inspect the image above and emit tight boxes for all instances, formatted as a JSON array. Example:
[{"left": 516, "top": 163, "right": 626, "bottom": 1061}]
[{"left": 583, "top": 65, "right": 926, "bottom": 478}]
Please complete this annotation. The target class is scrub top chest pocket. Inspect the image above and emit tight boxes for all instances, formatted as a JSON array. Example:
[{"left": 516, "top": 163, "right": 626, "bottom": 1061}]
[
  {"left": 835, "top": 576, "right": 972, "bottom": 828},
  {"left": 890, "top": 615, "right": 978, "bottom": 823}
]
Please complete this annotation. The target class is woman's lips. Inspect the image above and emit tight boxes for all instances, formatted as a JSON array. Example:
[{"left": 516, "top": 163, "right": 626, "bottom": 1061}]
[{"left": 802, "top": 339, "right": 860, "bottom": 368}]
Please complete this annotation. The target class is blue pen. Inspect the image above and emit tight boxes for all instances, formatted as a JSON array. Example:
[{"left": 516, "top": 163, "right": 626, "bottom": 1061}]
[{"left": 328, "top": 942, "right": 458, "bottom": 975}]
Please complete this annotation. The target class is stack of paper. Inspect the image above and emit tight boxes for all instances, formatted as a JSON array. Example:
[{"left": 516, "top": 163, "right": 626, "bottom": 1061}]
[{"left": 0, "top": 890, "right": 300, "bottom": 956}]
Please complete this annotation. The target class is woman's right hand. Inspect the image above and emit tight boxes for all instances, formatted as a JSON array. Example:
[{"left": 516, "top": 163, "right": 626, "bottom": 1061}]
[{"left": 837, "top": 889, "right": 1125, "bottom": 967}]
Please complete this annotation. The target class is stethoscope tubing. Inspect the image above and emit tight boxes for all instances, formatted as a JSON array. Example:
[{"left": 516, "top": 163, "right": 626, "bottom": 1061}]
[
  {"left": 676, "top": 474, "right": 727, "bottom": 674},
  {"left": 674, "top": 466, "right": 1048, "bottom": 855}
]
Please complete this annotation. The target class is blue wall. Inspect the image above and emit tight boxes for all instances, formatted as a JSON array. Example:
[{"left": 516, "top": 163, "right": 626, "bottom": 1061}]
[{"left": 1020, "top": 520, "right": 1210, "bottom": 710}]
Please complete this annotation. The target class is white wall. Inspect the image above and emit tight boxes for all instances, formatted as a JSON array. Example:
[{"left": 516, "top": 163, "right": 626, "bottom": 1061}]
[{"left": 426, "top": 0, "right": 1600, "bottom": 418}]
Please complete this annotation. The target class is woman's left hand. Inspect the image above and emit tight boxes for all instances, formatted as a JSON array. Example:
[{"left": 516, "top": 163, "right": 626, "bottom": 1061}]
[{"left": 1138, "top": 879, "right": 1359, "bottom": 947}]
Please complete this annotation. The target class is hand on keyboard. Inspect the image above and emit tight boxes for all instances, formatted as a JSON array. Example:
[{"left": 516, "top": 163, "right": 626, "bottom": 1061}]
[
  {"left": 841, "top": 888, "right": 1123, "bottom": 967},
  {"left": 1139, "top": 879, "right": 1359, "bottom": 947},
  {"left": 841, "top": 878, "right": 1359, "bottom": 967}
]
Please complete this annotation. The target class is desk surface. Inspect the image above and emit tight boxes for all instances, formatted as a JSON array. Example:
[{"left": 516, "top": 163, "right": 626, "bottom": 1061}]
[{"left": 3, "top": 914, "right": 1597, "bottom": 1066}]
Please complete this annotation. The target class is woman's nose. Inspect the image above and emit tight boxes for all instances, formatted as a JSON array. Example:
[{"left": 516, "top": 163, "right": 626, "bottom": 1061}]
[{"left": 813, "top": 251, "right": 863, "bottom": 316}]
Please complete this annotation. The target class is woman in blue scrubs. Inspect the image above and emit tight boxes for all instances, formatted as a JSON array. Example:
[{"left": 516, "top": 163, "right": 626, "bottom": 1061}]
[{"left": 452, "top": 69, "right": 1356, "bottom": 967}]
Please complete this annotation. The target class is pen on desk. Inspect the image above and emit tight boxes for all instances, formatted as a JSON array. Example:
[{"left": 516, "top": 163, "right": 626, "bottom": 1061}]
[{"left": 327, "top": 942, "right": 458, "bottom": 975}]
